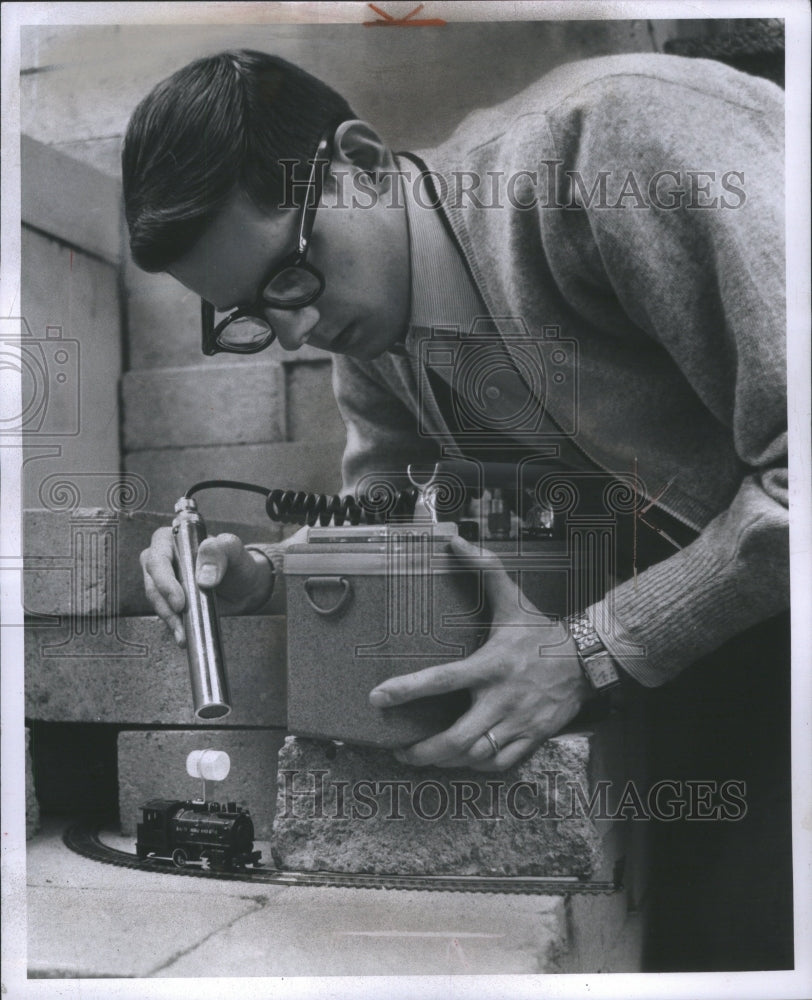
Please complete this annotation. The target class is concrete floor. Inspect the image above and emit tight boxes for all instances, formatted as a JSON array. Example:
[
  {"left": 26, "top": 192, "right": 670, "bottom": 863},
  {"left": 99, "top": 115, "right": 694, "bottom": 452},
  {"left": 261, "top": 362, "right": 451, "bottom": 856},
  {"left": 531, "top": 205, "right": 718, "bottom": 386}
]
[{"left": 25, "top": 816, "right": 640, "bottom": 979}]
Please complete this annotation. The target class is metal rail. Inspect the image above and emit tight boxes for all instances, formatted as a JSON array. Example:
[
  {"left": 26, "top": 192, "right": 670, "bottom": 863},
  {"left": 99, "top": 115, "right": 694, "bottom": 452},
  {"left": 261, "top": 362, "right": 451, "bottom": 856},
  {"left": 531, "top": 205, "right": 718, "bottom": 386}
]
[{"left": 64, "top": 821, "right": 622, "bottom": 896}]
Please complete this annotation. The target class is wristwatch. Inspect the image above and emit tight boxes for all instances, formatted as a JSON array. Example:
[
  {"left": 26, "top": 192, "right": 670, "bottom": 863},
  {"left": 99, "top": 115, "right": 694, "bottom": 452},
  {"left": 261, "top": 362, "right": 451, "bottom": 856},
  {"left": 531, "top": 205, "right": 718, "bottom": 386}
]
[{"left": 564, "top": 612, "right": 622, "bottom": 694}]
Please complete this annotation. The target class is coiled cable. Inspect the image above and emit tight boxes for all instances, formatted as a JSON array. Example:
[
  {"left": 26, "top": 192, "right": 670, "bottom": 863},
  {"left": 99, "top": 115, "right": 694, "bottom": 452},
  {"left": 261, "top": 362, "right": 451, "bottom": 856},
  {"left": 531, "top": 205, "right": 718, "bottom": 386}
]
[{"left": 185, "top": 480, "right": 418, "bottom": 527}]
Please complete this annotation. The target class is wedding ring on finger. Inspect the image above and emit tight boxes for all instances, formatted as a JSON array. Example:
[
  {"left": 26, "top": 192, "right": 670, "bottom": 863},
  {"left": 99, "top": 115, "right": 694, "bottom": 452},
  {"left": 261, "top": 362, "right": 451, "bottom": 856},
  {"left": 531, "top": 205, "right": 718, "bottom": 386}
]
[{"left": 484, "top": 729, "right": 501, "bottom": 756}]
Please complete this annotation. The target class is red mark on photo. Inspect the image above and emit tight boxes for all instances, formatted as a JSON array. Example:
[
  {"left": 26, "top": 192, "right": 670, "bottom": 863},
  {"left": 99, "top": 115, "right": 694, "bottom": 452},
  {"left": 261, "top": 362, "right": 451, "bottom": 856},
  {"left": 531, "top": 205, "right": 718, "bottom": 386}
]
[{"left": 364, "top": 3, "right": 446, "bottom": 27}]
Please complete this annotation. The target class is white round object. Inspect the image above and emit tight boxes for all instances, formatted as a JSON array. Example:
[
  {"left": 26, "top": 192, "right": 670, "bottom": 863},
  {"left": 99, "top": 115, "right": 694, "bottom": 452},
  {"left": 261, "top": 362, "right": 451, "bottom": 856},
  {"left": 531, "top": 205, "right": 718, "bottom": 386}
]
[{"left": 186, "top": 749, "right": 231, "bottom": 782}]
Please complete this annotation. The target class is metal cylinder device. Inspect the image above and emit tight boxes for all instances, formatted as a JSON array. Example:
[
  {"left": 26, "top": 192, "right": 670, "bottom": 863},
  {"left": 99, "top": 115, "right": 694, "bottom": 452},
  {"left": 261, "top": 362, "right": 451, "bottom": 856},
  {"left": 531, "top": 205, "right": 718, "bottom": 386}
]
[{"left": 172, "top": 497, "right": 231, "bottom": 719}]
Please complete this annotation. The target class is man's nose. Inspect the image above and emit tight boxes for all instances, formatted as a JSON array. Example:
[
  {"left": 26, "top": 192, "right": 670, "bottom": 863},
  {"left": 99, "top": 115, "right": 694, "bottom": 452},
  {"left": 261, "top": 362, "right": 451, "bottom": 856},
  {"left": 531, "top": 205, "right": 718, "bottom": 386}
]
[{"left": 263, "top": 304, "right": 321, "bottom": 351}]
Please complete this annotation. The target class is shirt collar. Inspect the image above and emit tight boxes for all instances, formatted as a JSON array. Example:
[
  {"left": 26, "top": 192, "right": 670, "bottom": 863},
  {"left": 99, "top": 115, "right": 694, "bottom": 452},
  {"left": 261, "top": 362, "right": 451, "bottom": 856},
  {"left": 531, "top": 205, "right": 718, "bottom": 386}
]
[{"left": 390, "top": 156, "right": 484, "bottom": 357}]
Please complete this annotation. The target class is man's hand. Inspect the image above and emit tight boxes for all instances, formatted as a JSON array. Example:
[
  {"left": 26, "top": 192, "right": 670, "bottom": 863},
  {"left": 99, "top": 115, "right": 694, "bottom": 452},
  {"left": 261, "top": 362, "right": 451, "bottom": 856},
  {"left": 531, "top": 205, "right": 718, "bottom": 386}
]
[
  {"left": 139, "top": 528, "right": 273, "bottom": 647},
  {"left": 368, "top": 535, "right": 593, "bottom": 771}
]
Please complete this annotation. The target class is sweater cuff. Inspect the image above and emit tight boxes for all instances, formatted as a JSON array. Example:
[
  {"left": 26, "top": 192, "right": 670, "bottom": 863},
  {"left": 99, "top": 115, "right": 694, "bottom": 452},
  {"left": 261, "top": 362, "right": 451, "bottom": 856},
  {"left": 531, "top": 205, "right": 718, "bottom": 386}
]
[
  {"left": 585, "top": 537, "right": 766, "bottom": 687},
  {"left": 243, "top": 544, "right": 281, "bottom": 614}
]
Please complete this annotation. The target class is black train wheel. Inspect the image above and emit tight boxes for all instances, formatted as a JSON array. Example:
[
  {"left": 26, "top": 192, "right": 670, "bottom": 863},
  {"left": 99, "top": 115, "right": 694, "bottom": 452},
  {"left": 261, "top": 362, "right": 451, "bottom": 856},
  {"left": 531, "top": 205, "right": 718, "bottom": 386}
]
[{"left": 172, "top": 848, "right": 188, "bottom": 869}]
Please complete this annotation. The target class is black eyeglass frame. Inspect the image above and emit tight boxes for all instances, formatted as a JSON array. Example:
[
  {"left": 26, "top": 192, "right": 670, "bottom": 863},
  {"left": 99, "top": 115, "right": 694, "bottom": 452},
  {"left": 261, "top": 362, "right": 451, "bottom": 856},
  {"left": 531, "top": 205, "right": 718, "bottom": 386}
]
[{"left": 201, "top": 128, "right": 334, "bottom": 356}]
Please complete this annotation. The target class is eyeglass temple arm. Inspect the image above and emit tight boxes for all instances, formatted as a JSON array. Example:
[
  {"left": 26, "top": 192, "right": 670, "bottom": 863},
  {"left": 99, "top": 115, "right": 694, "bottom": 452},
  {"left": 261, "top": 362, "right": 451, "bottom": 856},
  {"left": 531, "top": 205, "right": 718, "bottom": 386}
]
[{"left": 296, "top": 136, "right": 331, "bottom": 256}]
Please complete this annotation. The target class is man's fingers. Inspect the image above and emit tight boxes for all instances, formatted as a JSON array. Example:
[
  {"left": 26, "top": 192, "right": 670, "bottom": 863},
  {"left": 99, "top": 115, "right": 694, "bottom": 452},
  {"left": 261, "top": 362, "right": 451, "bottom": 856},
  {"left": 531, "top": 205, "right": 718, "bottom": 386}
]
[
  {"left": 370, "top": 651, "right": 490, "bottom": 707},
  {"left": 447, "top": 534, "right": 520, "bottom": 617},
  {"left": 392, "top": 702, "right": 499, "bottom": 767},
  {"left": 469, "top": 736, "right": 536, "bottom": 773},
  {"left": 143, "top": 577, "right": 186, "bottom": 646},
  {"left": 140, "top": 529, "right": 185, "bottom": 613}
]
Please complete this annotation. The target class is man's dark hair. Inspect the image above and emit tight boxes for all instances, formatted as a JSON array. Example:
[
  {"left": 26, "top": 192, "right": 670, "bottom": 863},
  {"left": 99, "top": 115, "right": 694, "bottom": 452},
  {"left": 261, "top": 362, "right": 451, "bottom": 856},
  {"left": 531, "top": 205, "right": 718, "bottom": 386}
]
[{"left": 122, "top": 50, "right": 355, "bottom": 272}]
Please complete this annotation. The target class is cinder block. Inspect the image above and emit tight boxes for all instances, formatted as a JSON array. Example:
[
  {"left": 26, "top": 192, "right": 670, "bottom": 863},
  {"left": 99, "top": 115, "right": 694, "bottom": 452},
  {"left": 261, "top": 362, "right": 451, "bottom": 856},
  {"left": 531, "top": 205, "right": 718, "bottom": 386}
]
[
  {"left": 22, "top": 135, "right": 120, "bottom": 263},
  {"left": 122, "top": 361, "right": 285, "bottom": 450},
  {"left": 26, "top": 727, "right": 40, "bottom": 838},
  {"left": 124, "top": 262, "right": 201, "bottom": 369},
  {"left": 25, "top": 615, "right": 287, "bottom": 727},
  {"left": 272, "top": 720, "right": 628, "bottom": 880},
  {"left": 284, "top": 358, "right": 345, "bottom": 442},
  {"left": 20, "top": 229, "right": 122, "bottom": 511},
  {"left": 23, "top": 508, "right": 282, "bottom": 617},
  {"left": 118, "top": 729, "right": 286, "bottom": 839},
  {"left": 159, "top": 881, "right": 639, "bottom": 976},
  {"left": 125, "top": 441, "right": 345, "bottom": 525}
]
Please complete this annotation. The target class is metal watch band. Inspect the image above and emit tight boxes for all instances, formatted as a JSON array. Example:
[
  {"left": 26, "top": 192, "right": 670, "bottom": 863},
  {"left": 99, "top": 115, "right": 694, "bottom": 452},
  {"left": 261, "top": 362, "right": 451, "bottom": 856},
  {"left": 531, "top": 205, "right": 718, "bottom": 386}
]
[{"left": 564, "top": 612, "right": 622, "bottom": 693}]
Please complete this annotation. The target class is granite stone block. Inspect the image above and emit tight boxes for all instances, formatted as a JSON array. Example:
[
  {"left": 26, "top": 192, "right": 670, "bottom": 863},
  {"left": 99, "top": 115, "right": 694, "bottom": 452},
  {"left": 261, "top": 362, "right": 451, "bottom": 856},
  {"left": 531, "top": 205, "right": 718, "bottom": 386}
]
[{"left": 272, "top": 721, "right": 627, "bottom": 880}]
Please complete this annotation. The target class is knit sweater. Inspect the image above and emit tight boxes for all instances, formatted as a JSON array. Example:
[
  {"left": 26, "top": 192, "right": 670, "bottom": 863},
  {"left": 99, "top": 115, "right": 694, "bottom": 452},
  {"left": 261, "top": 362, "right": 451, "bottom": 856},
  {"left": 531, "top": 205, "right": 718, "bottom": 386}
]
[{"left": 331, "top": 53, "right": 787, "bottom": 687}]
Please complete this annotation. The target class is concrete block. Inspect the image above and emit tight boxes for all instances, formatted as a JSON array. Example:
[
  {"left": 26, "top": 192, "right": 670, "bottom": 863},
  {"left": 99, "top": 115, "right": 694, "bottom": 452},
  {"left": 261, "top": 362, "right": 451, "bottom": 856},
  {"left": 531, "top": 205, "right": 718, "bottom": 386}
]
[
  {"left": 125, "top": 441, "right": 345, "bottom": 525},
  {"left": 52, "top": 136, "right": 124, "bottom": 178},
  {"left": 25, "top": 615, "right": 286, "bottom": 727},
  {"left": 23, "top": 508, "right": 282, "bottom": 617},
  {"left": 272, "top": 720, "right": 627, "bottom": 880},
  {"left": 22, "top": 135, "right": 121, "bottom": 263},
  {"left": 161, "top": 884, "right": 574, "bottom": 976},
  {"left": 26, "top": 727, "right": 40, "bottom": 838},
  {"left": 122, "top": 361, "right": 285, "bottom": 450},
  {"left": 124, "top": 260, "right": 202, "bottom": 369},
  {"left": 118, "top": 729, "right": 286, "bottom": 839},
  {"left": 285, "top": 358, "right": 345, "bottom": 442},
  {"left": 27, "top": 884, "right": 263, "bottom": 978},
  {"left": 20, "top": 229, "right": 121, "bottom": 510}
]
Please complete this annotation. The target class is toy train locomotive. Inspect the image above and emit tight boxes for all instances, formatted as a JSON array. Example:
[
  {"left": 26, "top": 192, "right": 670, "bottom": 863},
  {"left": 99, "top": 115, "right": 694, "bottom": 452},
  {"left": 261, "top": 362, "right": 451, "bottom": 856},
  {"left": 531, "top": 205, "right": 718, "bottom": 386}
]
[{"left": 136, "top": 798, "right": 262, "bottom": 871}]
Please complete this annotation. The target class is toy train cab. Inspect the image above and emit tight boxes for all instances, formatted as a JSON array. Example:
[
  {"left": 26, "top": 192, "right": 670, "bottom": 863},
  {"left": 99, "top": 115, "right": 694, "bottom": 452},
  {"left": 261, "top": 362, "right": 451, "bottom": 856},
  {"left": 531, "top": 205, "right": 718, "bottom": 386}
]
[{"left": 136, "top": 798, "right": 262, "bottom": 871}]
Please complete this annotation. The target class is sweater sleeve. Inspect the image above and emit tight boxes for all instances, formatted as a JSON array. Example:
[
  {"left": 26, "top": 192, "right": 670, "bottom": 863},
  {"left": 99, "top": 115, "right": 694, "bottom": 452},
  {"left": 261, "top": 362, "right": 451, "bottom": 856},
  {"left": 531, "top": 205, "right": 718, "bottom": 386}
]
[{"left": 545, "top": 72, "right": 788, "bottom": 685}]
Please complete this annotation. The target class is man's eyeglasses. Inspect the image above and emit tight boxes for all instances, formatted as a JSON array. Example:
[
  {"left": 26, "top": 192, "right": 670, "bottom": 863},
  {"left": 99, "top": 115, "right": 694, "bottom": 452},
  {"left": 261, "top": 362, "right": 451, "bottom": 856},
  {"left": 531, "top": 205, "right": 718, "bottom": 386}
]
[{"left": 201, "top": 128, "right": 333, "bottom": 356}]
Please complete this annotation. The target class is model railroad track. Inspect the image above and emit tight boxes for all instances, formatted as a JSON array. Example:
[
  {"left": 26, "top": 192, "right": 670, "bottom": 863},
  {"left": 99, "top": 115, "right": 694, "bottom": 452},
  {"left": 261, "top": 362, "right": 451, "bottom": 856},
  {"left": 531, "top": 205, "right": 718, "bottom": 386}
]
[{"left": 64, "top": 820, "right": 621, "bottom": 896}]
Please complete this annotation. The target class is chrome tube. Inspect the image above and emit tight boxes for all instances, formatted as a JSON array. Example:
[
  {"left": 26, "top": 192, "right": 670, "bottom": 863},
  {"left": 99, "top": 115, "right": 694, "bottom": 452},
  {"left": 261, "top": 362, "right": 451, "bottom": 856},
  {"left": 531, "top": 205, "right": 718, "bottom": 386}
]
[{"left": 172, "top": 497, "right": 231, "bottom": 719}]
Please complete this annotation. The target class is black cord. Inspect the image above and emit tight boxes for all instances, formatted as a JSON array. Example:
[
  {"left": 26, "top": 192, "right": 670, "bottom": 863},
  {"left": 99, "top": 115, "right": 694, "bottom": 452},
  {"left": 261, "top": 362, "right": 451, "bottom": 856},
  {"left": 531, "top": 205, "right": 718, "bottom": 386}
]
[
  {"left": 184, "top": 480, "right": 418, "bottom": 528},
  {"left": 185, "top": 479, "right": 270, "bottom": 500}
]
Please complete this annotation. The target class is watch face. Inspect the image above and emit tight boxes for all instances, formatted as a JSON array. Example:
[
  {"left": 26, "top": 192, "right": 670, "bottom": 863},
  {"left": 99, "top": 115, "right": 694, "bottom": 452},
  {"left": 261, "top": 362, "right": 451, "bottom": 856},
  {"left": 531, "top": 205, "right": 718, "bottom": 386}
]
[{"left": 584, "top": 651, "right": 620, "bottom": 690}]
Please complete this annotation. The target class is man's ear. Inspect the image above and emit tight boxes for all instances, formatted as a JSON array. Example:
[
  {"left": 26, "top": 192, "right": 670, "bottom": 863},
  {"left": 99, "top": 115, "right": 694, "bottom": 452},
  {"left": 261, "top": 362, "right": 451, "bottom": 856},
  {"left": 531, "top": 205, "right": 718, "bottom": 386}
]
[{"left": 332, "top": 119, "right": 393, "bottom": 172}]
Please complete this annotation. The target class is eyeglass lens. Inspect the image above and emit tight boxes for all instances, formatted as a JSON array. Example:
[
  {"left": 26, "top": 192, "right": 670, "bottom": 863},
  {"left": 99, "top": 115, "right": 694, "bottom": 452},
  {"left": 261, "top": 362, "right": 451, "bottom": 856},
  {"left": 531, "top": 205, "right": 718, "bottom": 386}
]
[
  {"left": 216, "top": 266, "right": 323, "bottom": 349},
  {"left": 265, "top": 265, "right": 322, "bottom": 303},
  {"left": 216, "top": 315, "right": 274, "bottom": 351}
]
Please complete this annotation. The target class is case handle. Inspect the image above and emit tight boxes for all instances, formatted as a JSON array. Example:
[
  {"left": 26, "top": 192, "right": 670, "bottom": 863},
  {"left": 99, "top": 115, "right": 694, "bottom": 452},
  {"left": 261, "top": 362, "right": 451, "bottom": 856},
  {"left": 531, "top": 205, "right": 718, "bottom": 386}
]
[{"left": 304, "top": 576, "right": 351, "bottom": 616}]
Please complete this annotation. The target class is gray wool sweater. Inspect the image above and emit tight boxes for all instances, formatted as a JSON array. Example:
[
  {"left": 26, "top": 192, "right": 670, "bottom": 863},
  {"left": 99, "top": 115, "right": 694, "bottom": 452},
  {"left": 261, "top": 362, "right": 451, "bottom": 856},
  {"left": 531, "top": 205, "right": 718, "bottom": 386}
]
[{"left": 331, "top": 54, "right": 788, "bottom": 687}]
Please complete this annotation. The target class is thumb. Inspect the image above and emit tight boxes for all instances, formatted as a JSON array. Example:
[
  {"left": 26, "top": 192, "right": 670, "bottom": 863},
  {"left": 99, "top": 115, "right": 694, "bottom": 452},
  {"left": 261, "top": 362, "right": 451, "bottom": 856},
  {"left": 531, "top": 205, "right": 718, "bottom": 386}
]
[
  {"left": 195, "top": 538, "right": 227, "bottom": 589},
  {"left": 448, "top": 534, "right": 517, "bottom": 616}
]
